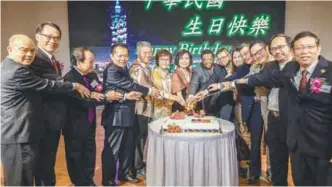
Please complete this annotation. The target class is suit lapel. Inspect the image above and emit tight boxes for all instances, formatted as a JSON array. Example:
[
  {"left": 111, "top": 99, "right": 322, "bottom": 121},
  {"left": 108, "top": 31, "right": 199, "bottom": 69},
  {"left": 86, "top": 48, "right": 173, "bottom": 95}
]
[
  {"left": 36, "top": 47, "right": 52, "bottom": 65},
  {"left": 72, "top": 68, "right": 86, "bottom": 85},
  {"left": 284, "top": 61, "right": 300, "bottom": 93},
  {"left": 36, "top": 47, "right": 61, "bottom": 74},
  {"left": 304, "top": 57, "right": 329, "bottom": 95}
]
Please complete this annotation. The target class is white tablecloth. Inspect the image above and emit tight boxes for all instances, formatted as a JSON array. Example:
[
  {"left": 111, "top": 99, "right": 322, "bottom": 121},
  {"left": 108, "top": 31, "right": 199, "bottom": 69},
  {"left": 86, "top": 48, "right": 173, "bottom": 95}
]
[{"left": 146, "top": 117, "right": 238, "bottom": 186}]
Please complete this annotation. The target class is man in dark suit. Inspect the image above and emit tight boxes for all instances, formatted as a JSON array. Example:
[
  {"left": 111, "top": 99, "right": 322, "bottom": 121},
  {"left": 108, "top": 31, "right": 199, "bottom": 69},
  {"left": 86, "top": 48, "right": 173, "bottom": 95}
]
[
  {"left": 29, "top": 22, "right": 67, "bottom": 186},
  {"left": 237, "top": 31, "right": 332, "bottom": 186},
  {"left": 234, "top": 34, "right": 294, "bottom": 185},
  {"left": 101, "top": 43, "right": 160, "bottom": 186},
  {"left": 188, "top": 49, "right": 230, "bottom": 117},
  {"left": 215, "top": 48, "right": 235, "bottom": 121},
  {"left": 1, "top": 34, "right": 89, "bottom": 186}
]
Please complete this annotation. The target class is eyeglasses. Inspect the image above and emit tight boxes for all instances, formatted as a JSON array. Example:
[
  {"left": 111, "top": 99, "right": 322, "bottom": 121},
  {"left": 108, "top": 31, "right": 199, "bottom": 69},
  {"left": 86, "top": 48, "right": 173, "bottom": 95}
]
[
  {"left": 142, "top": 51, "right": 152, "bottom": 56},
  {"left": 252, "top": 47, "right": 266, "bottom": 57},
  {"left": 39, "top": 33, "right": 61, "bottom": 42},
  {"left": 159, "top": 58, "right": 170, "bottom": 62},
  {"left": 294, "top": 45, "right": 317, "bottom": 53},
  {"left": 217, "top": 55, "right": 229, "bottom": 62},
  {"left": 270, "top": 45, "right": 287, "bottom": 53}
]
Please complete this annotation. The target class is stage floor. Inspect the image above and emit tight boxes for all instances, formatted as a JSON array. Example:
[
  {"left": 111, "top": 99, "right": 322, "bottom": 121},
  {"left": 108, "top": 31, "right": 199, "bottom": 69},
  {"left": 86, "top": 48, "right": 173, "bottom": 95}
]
[{"left": 1, "top": 109, "right": 294, "bottom": 186}]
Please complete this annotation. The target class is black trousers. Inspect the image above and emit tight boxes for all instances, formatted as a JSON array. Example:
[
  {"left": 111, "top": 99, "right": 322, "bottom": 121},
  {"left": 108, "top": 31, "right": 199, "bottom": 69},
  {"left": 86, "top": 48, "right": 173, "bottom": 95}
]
[
  {"left": 244, "top": 101, "right": 263, "bottom": 177},
  {"left": 133, "top": 115, "right": 150, "bottom": 170},
  {"left": 291, "top": 150, "right": 330, "bottom": 186},
  {"left": 34, "top": 128, "right": 61, "bottom": 186},
  {"left": 102, "top": 126, "right": 135, "bottom": 183},
  {"left": 266, "top": 112, "right": 289, "bottom": 186},
  {"left": 64, "top": 125, "right": 96, "bottom": 186},
  {"left": 1, "top": 143, "right": 36, "bottom": 186}
]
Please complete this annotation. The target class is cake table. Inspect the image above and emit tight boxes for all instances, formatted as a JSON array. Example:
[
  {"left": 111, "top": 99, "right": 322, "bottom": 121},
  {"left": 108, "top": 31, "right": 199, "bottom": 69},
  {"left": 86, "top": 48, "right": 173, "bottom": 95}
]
[{"left": 146, "top": 117, "right": 238, "bottom": 186}]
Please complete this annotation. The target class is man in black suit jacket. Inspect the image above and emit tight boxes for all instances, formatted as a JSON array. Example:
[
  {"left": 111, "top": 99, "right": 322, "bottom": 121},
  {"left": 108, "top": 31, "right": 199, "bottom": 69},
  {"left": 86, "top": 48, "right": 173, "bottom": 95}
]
[
  {"left": 237, "top": 31, "right": 332, "bottom": 186},
  {"left": 0, "top": 34, "right": 89, "bottom": 186},
  {"left": 29, "top": 22, "right": 67, "bottom": 186},
  {"left": 234, "top": 34, "right": 294, "bottom": 186},
  {"left": 188, "top": 49, "right": 230, "bottom": 117},
  {"left": 101, "top": 43, "right": 160, "bottom": 186}
]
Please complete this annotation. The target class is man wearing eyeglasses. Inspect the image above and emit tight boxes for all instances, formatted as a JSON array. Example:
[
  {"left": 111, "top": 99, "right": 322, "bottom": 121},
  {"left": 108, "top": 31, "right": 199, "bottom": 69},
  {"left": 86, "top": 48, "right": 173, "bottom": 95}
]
[
  {"left": 246, "top": 34, "right": 293, "bottom": 186},
  {"left": 29, "top": 22, "right": 68, "bottom": 186},
  {"left": 236, "top": 31, "right": 332, "bottom": 186},
  {"left": 215, "top": 48, "right": 235, "bottom": 121}
]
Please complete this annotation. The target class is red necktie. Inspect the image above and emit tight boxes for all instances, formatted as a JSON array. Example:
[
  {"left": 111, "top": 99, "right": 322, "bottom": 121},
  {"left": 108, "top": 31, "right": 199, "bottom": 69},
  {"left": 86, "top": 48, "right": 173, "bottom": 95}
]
[
  {"left": 51, "top": 56, "right": 60, "bottom": 74},
  {"left": 299, "top": 70, "right": 308, "bottom": 93}
]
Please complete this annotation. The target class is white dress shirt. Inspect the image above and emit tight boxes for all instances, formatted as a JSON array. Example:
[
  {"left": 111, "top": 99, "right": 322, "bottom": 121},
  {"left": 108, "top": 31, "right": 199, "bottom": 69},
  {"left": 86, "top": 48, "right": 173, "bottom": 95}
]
[{"left": 268, "top": 61, "right": 288, "bottom": 111}]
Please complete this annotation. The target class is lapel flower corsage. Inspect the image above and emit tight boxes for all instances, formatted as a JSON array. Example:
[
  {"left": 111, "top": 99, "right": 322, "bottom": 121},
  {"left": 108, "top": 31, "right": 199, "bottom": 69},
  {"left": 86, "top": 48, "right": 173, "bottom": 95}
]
[
  {"left": 310, "top": 77, "right": 327, "bottom": 94},
  {"left": 59, "top": 62, "right": 65, "bottom": 70},
  {"left": 95, "top": 84, "right": 103, "bottom": 92}
]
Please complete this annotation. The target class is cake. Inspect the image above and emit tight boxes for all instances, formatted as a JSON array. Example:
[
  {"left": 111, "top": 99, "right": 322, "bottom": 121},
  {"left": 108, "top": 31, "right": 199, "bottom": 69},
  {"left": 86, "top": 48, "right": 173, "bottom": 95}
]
[{"left": 160, "top": 116, "right": 221, "bottom": 134}]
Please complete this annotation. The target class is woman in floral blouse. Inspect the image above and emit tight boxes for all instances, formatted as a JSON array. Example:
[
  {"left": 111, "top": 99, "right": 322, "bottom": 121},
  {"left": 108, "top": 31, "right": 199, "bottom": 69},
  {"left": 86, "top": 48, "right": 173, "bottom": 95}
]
[{"left": 151, "top": 49, "right": 184, "bottom": 120}]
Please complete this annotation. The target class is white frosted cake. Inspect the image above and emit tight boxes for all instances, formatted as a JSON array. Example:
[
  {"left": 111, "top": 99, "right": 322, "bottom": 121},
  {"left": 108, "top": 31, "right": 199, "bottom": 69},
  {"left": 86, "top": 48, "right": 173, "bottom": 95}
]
[{"left": 161, "top": 116, "right": 221, "bottom": 133}]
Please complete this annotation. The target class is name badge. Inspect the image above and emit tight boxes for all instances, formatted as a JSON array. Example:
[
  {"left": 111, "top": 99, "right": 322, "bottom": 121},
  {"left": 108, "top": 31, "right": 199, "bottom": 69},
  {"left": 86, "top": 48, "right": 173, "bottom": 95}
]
[
  {"left": 91, "top": 80, "right": 98, "bottom": 88},
  {"left": 320, "top": 85, "right": 331, "bottom": 94}
]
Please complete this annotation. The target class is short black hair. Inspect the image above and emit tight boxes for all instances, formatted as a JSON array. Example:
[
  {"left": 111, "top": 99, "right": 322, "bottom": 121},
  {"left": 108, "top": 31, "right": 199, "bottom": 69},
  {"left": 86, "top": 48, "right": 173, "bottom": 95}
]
[
  {"left": 216, "top": 47, "right": 230, "bottom": 56},
  {"left": 268, "top": 33, "right": 292, "bottom": 50},
  {"left": 110, "top": 43, "right": 129, "bottom": 54},
  {"left": 201, "top": 49, "right": 214, "bottom": 59},
  {"left": 71, "top": 47, "right": 91, "bottom": 66},
  {"left": 36, "top": 22, "right": 62, "bottom": 38},
  {"left": 291, "top": 31, "right": 320, "bottom": 48},
  {"left": 238, "top": 43, "right": 250, "bottom": 52},
  {"left": 174, "top": 49, "right": 193, "bottom": 68},
  {"left": 249, "top": 39, "right": 266, "bottom": 51},
  {"left": 268, "top": 33, "right": 292, "bottom": 53}
]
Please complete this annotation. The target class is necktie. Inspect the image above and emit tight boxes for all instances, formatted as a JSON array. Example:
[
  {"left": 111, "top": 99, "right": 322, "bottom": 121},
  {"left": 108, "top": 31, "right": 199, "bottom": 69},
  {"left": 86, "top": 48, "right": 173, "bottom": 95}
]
[
  {"left": 83, "top": 75, "right": 95, "bottom": 123},
  {"left": 51, "top": 56, "right": 60, "bottom": 74},
  {"left": 299, "top": 70, "right": 308, "bottom": 93}
]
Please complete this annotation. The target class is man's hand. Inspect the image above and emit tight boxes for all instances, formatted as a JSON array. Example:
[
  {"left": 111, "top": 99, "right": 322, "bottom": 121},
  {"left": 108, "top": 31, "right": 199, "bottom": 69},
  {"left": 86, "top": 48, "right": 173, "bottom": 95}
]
[
  {"left": 106, "top": 91, "right": 123, "bottom": 101},
  {"left": 223, "top": 81, "right": 233, "bottom": 89},
  {"left": 75, "top": 83, "right": 91, "bottom": 98},
  {"left": 90, "top": 92, "right": 105, "bottom": 101},
  {"left": 236, "top": 78, "right": 248, "bottom": 85},
  {"left": 126, "top": 91, "right": 142, "bottom": 101},
  {"left": 151, "top": 87, "right": 161, "bottom": 98},
  {"left": 196, "top": 89, "right": 208, "bottom": 98},
  {"left": 194, "top": 89, "right": 209, "bottom": 102},
  {"left": 208, "top": 83, "right": 219, "bottom": 92}
]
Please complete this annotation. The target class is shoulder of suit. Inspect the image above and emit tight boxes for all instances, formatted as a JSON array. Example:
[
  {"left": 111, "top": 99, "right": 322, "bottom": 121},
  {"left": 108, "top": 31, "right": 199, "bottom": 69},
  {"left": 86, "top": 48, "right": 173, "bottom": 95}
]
[
  {"left": 192, "top": 64, "right": 202, "bottom": 73},
  {"left": 107, "top": 63, "right": 122, "bottom": 74},
  {"left": 265, "top": 60, "right": 278, "bottom": 68},
  {"left": 3, "top": 58, "right": 23, "bottom": 68},
  {"left": 216, "top": 64, "right": 226, "bottom": 71},
  {"left": 32, "top": 51, "right": 49, "bottom": 65},
  {"left": 322, "top": 57, "right": 332, "bottom": 72},
  {"left": 64, "top": 69, "right": 74, "bottom": 80}
]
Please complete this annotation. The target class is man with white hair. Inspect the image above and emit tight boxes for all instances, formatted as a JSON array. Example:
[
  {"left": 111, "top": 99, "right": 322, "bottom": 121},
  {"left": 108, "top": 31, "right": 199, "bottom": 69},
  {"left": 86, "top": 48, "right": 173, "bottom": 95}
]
[{"left": 129, "top": 41, "right": 154, "bottom": 177}]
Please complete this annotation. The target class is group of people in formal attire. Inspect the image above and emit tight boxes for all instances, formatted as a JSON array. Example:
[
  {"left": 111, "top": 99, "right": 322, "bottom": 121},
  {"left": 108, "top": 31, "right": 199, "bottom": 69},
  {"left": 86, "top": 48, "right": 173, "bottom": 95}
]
[{"left": 1, "top": 21, "right": 331, "bottom": 187}]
